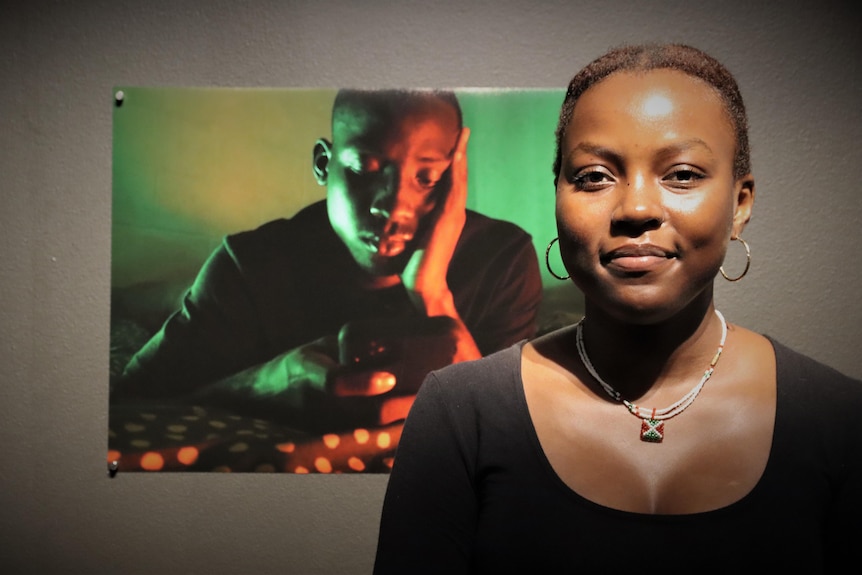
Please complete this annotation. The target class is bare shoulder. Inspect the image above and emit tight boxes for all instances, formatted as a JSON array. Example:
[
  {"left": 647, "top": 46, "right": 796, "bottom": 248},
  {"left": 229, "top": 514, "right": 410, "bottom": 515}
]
[
  {"left": 724, "top": 321, "right": 775, "bottom": 370},
  {"left": 714, "top": 322, "right": 777, "bottom": 416}
]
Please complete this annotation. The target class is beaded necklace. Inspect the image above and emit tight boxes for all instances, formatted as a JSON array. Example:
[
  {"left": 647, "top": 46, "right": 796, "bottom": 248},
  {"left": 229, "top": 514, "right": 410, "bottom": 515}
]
[{"left": 575, "top": 310, "right": 728, "bottom": 443}]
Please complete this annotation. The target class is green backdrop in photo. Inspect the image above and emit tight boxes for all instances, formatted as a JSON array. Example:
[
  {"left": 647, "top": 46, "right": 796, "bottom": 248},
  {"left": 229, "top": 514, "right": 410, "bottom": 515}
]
[{"left": 111, "top": 87, "right": 582, "bottom": 329}]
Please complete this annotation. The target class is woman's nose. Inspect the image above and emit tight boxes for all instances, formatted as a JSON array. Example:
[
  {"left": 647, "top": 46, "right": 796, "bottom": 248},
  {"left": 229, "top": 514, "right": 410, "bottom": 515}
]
[{"left": 611, "top": 174, "right": 664, "bottom": 234}]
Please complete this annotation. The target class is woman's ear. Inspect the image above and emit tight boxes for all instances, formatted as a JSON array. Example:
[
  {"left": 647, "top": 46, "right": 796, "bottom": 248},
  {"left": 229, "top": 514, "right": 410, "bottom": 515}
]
[
  {"left": 312, "top": 139, "right": 332, "bottom": 185},
  {"left": 732, "top": 174, "right": 755, "bottom": 238}
]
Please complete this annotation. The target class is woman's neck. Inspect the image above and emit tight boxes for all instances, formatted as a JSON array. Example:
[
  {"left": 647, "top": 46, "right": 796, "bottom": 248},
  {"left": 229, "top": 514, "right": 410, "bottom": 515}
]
[{"left": 578, "top": 299, "right": 723, "bottom": 400}]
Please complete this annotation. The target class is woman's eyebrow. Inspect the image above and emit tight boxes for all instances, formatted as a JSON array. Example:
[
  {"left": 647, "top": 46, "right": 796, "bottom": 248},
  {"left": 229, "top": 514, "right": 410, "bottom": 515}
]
[
  {"left": 654, "top": 138, "right": 715, "bottom": 159},
  {"left": 567, "top": 138, "right": 714, "bottom": 163},
  {"left": 566, "top": 142, "right": 623, "bottom": 165}
]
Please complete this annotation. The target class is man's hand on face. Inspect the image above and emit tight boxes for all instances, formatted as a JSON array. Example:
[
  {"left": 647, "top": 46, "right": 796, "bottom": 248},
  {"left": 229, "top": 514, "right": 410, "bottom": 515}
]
[{"left": 400, "top": 127, "right": 470, "bottom": 316}]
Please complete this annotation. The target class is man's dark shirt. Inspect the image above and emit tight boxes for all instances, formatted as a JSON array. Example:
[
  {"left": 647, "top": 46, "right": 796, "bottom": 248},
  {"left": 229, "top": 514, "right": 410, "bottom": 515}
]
[{"left": 116, "top": 200, "right": 543, "bottom": 410}]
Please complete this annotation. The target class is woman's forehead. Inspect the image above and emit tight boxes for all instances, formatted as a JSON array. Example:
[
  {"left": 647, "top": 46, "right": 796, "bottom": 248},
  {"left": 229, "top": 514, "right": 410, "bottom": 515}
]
[
  {"left": 566, "top": 69, "right": 735, "bottom": 149},
  {"left": 579, "top": 69, "right": 723, "bottom": 113}
]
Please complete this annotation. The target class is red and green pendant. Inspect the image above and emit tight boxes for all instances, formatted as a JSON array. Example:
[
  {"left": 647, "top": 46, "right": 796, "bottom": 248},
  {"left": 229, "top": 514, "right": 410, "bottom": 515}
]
[{"left": 640, "top": 418, "right": 665, "bottom": 443}]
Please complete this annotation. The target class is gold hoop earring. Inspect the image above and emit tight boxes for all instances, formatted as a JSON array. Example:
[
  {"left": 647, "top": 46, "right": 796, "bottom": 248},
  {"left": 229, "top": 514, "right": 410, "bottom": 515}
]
[
  {"left": 545, "top": 237, "right": 570, "bottom": 281},
  {"left": 720, "top": 237, "right": 751, "bottom": 282}
]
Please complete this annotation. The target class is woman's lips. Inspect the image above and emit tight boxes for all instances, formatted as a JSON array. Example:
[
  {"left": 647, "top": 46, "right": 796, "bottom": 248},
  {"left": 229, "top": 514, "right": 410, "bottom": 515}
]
[
  {"left": 608, "top": 255, "right": 669, "bottom": 272},
  {"left": 603, "top": 244, "right": 676, "bottom": 273}
]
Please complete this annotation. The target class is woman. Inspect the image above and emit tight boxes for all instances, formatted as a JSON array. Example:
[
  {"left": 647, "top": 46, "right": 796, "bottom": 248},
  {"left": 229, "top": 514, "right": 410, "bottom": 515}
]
[{"left": 373, "top": 44, "right": 862, "bottom": 573}]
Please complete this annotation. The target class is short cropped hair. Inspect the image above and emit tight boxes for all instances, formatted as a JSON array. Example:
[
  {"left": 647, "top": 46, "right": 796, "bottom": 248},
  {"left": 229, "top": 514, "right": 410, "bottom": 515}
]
[
  {"left": 553, "top": 43, "right": 751, "bottom": 181},
  {"left": 333, "top": 89, "right": 463, "bottom": 131}
]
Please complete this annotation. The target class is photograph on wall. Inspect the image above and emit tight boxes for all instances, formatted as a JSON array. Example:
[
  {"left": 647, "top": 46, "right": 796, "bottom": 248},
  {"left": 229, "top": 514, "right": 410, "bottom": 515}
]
[{"left": 108, "top": 86, "right": 582, "bottom": 473}]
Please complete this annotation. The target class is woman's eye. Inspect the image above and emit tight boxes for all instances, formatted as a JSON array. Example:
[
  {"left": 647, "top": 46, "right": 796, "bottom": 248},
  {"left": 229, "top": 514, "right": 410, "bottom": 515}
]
[
  {"left": 571, "top": 169, "right": 613, "bottom": 191},
  {"left": 664, "top": 167, "right": 705, "bottom": 187}
]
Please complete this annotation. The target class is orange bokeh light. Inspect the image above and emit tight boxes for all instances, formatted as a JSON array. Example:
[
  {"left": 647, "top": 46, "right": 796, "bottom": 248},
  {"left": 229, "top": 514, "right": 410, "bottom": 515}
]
[
  {"left": 140, "top": 452, "right": 165, "bottom": 471},
  {"left": 323, "top": 434, "right": 340, "bottom": 449},
  {"left": 376, "top": 432, "right": 392, "bottom": 449},
  {"left": 177, "top": 446, "right": 199, "bottom": 466},
  {"left": 353, "top": 429, "right": 370, "bottom": 444}
]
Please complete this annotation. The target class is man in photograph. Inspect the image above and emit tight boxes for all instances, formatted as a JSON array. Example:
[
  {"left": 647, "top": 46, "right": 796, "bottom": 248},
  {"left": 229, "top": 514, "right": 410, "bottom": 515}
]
[{"left": 112, "top": 89, "right": 542, "bottom": 442}]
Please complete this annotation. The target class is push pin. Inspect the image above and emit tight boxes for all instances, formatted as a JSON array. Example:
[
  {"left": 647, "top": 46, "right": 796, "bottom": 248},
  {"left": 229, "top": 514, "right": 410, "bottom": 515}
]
[
  {"left": 114, "top": 90, "right": 124, "bottom": 107},
  {"left": 108, "top": 460, "right": 119, "bottom": 477}
]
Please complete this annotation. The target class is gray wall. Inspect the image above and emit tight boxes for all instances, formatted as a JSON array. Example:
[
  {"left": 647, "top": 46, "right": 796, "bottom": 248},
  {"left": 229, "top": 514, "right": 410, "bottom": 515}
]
[{"left": 2, "top": 1, "right": 860, "bottom": 573}]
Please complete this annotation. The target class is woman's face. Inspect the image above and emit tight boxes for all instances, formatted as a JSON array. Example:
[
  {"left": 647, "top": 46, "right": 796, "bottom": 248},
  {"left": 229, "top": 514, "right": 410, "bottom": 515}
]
[{"left": 555, "top": 69, "right": 754, "bottom": 324}]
